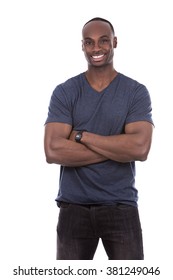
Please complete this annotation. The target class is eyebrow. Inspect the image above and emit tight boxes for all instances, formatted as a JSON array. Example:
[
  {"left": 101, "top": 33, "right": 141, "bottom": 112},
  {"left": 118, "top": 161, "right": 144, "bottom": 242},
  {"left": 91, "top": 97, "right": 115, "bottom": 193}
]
[{"left": 83, "top": 35, "right": 110, "bottom": 40}]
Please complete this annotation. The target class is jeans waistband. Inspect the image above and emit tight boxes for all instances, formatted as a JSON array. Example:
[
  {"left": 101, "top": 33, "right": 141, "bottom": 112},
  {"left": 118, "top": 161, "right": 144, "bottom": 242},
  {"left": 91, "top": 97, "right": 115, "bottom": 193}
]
[{"left": 57, "top": 201, "right": 129, "bottom": 208}]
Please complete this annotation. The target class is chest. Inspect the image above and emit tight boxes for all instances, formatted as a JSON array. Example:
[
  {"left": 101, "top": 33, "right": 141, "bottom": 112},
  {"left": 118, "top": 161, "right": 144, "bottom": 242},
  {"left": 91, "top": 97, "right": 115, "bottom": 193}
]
[{"left": 72, "top": 88, "right": 130, "bottom": 134}]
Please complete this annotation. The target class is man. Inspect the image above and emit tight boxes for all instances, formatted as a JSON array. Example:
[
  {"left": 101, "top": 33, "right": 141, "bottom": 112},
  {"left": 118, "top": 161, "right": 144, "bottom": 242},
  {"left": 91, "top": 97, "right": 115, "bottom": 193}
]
[{"left": 44, "top": 17, "right": 154, "bottom": 260}]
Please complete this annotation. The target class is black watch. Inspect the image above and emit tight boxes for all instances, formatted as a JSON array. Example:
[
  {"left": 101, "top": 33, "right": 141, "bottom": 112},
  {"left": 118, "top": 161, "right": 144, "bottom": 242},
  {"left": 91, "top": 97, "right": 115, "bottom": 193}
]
[{"left": 75, "top": 131, "right": 84, "bottom": 143}]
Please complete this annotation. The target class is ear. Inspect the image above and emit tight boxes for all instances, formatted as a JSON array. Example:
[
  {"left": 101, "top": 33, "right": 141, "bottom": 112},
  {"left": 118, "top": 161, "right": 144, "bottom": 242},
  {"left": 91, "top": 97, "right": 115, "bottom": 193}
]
[
  {"left": 113, "top": 37, "right": 117, "bottom": 48},
  {"left": 81, "top": 40, "right": 84, "bottom": 51}
]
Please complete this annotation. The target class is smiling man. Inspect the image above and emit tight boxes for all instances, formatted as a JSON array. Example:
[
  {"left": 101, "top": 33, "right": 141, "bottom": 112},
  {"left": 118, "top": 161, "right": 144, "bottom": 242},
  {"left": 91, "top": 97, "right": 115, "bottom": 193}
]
[{"left": 44, "top": 17, "right": 154, "bottom": 260}]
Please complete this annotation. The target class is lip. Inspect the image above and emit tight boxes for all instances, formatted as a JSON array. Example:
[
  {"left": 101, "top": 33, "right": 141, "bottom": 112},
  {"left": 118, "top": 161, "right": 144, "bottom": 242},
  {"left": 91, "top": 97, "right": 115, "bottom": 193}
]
[{"left": 91, "top": 54, "right": 105, "bottom": 62}]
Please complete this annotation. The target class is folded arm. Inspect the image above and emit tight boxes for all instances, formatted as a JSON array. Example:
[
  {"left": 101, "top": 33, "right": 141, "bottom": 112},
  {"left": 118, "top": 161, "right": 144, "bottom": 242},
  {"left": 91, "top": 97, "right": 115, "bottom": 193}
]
[
  {"left": 44, "top": 121, "right": 153, "bottom": 167},
  {"left": 44, "top": 122, "right": 107, "bottom": 167},
  {"left": 77, "top": 121, "right": 154, "bottom": 162}
]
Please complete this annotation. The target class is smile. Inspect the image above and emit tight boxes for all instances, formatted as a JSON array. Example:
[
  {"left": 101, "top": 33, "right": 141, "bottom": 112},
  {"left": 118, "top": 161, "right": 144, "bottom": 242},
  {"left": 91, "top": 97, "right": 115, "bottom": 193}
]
[{"left": 91, "top": 54, "right": 105, "bottom": 61}]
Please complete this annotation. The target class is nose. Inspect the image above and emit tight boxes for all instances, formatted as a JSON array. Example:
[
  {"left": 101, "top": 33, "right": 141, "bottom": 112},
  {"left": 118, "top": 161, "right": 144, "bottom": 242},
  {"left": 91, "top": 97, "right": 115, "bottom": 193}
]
[{"left": 93, "top": 41, "right": 101, "bottom": 51}]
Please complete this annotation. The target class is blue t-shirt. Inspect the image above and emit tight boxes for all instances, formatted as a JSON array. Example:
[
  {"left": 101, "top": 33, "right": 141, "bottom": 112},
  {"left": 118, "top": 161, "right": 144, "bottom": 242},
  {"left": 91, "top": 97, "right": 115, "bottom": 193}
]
[{"left": 45, "top": 72, "right": 153, "bottom": 206}]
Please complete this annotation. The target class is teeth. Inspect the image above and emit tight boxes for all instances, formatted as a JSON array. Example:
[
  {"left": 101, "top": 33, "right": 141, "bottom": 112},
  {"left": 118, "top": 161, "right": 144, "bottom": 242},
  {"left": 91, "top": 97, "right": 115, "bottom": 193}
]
[{"left": 92, "top": 54, "right": 104, "bottom": 59}]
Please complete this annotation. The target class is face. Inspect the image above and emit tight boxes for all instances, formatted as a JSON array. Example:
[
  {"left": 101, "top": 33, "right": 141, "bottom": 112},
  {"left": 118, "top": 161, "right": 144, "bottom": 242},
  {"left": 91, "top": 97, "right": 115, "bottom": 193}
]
[{"left": 82, "top": 20, "right": 117, "bottom": 67}]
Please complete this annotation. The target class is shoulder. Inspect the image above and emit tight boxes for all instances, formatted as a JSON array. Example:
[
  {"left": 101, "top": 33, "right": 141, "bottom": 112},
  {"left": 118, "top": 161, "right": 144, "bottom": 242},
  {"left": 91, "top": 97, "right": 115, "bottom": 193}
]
[
  {"left": 49, "top": 73, "right": 85, "bottom": 106},
  {"left": 119, "top": 73, "right": 146, "bottom": 89},
  {"left": 118, "top": 73, "right": 150, "bottom": 100},
  {"left": 54, "top": 73, "right": 84, "bottom": 94}
]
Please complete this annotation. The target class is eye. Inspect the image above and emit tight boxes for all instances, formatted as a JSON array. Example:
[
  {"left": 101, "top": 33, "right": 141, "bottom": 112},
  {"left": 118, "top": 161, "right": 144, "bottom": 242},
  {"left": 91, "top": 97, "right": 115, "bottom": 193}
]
[
  {"left": 100, "top": 38, "right": 110, "bottom": 44},
  {"left": 84, "top": 40, "right": 94, "bottom": 46}
]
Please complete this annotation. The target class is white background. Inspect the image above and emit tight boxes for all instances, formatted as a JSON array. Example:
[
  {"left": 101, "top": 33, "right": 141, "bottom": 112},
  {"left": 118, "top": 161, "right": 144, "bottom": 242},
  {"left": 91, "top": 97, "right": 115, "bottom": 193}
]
[{"left": 0, "top": 0, "right": 172, "bottom": 278}]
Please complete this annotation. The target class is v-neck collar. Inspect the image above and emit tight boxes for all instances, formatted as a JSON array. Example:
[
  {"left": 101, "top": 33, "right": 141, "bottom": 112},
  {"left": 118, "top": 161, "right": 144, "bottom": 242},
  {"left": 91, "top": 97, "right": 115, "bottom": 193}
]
[{"left": 82, "top": 72, "right": 120, "bottom": 94}]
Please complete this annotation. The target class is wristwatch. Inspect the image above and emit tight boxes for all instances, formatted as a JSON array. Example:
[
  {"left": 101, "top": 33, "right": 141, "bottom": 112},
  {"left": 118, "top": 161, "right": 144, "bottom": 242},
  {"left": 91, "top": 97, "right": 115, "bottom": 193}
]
[{"left": 75, "top": 131, "right": 84, "bottom": 143}]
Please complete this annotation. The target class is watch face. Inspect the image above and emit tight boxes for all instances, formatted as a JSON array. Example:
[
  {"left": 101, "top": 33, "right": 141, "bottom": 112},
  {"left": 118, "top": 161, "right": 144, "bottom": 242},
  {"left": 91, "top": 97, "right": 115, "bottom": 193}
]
[{"left": 75, "top": 132, "right": 82, "bottom": 142}]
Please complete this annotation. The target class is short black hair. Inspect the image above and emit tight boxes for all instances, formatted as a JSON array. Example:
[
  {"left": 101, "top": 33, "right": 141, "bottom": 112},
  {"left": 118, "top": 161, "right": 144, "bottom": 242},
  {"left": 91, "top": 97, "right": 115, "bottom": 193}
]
[{"left": 83, "top": 17, "right": 115, "bottom": 35}]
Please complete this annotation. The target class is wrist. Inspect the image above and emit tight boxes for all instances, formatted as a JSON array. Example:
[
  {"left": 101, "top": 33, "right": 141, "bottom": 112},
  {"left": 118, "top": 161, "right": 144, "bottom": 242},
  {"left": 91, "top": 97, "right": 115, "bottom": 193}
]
[{"left": 75, "top": 131, "right": 85, "bottom": 143}]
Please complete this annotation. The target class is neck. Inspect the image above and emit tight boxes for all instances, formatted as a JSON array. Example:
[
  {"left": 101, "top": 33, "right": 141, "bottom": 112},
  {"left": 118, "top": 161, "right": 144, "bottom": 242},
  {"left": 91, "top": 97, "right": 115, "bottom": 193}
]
[{"left": 85, "top": 65, "right": 117, "bottom": 92}]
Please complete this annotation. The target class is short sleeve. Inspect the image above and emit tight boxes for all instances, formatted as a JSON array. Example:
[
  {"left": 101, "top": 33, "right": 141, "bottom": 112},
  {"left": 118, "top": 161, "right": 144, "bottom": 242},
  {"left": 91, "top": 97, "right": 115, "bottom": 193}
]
[
  {"left": 126, "top": 84, "right": 154, "bottom": 125},
  {"left": 45, "top": 84, "right": 73, "bottom": 125}
]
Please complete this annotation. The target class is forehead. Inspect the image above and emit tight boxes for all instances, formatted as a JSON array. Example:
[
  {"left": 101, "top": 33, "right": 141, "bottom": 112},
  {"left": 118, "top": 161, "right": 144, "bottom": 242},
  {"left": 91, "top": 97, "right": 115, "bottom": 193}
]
[{"left": 82, "top": 21, "right": 113, "bottom": 39}]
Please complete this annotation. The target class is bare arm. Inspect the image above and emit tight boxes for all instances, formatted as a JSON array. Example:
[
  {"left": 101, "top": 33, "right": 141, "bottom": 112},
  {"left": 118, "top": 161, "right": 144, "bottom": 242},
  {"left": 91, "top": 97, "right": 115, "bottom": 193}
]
[
  {"left": 71, "top": 121, "right": 154, "bottom": 162},
  {"left": 44, "top": 122, "right": 107, "bottom": 167}
]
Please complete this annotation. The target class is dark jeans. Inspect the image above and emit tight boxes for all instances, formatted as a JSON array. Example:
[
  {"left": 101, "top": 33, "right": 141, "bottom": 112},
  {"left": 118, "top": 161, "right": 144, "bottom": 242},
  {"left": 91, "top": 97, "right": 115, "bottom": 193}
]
[{"left": 56, "top": 202, "right": 144, "bottom": 260}]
